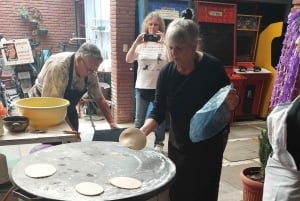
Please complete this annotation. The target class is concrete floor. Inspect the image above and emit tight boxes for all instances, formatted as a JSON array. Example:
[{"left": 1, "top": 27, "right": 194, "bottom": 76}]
[{"left": 0, "top": 113, "right": 267, "bottom": 201}]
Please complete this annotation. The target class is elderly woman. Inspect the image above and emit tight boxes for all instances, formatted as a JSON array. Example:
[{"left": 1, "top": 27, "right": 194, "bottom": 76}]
[
  {"left": 140, "top": 18, "right": 239, "bottom": 201},
  {"left": 126, "top": 11, "right": 170, "bottom": 152}
]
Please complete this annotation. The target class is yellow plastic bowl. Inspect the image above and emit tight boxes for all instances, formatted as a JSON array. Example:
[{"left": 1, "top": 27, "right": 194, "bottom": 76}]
[{"left": 14, "top": 97, "right": 70, "bottom": 129}]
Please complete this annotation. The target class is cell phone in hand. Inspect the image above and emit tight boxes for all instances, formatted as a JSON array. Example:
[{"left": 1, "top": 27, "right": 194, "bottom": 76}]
[{"left": 144, "top": 34, "right": 160, "bottom": 42}]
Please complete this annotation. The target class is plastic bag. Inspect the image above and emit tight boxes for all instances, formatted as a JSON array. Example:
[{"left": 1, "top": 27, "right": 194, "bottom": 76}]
[{"left": 189, "top": 85, "right": 231, "bottom": 142}]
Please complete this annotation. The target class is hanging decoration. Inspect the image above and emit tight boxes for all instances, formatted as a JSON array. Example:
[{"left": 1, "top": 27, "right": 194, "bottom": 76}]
[{"left": 270, "top": 9, "right": 300, "bottom": 108}]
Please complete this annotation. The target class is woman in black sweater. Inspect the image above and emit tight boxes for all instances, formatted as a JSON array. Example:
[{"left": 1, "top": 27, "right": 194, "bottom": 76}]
[{"left": 140, "top": 18, "right": 239, "bottom": 201}]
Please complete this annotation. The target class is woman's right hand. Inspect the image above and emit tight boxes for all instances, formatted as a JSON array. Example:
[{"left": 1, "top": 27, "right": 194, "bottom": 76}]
[
  {"left": 134, "top": 32, "right": 146, "bottom": 44},
  {"left": 126, "top": 32, "right": 146, "bottom": 63}
]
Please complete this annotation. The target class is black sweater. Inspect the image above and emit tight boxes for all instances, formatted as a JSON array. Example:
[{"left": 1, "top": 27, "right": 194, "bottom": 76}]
[{"left": 149, "top": 53, "right": 231, "bottom": 150}]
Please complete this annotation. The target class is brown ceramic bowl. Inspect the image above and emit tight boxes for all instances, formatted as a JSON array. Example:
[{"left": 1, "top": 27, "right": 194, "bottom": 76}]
[{"left": 3, "top": 116, "right": 29, "bottom": 132}]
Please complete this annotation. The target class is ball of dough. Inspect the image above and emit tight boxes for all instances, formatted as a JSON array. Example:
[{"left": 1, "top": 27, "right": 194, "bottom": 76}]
[{"left": 119, "top": 127, "right": 146, "bottom": 150}]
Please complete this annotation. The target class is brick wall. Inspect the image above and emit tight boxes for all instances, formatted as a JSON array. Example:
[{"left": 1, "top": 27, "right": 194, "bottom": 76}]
[
  {"left": 0, "top": 0, "right": 136, "bottom": 123},
  {"left": 110, "top": 0, "right": 136, "bottom": 123},
  {"left": 0, "top": 0, "right": 76, "bottom": 53}
]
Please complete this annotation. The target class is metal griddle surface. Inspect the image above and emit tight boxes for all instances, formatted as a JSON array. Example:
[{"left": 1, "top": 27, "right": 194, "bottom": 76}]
[{"left": 12, "top": 141, "right": 176, "bottom": 201}]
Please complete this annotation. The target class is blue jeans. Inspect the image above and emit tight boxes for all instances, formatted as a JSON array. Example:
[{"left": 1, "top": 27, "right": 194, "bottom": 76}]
[{"left": 135, "top": 89, "right": 165, "bottom": 146}]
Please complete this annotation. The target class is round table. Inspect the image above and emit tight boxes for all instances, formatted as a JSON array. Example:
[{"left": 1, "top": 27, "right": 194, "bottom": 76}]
[{"left": 12, "top": 141, "right": 176, "bottom": 201}]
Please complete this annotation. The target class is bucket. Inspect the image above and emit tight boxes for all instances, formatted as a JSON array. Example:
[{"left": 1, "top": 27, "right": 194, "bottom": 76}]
[
  {"left": 0, "top": 153, "right": 9, "bottom": 184},
  {"left": 0, "top": 146, "right": 21, "bottom": 178}
]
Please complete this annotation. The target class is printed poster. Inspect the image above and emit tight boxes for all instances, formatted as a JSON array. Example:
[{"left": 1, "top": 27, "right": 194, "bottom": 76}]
[{"left": 1, "top": 39, "right": 34, "bottom": 66}]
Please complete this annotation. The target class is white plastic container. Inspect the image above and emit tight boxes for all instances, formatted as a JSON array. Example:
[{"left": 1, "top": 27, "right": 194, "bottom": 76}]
[
  {"left": 0, "top": 153, "right": 9, "bottom": 184},
  {"left": 0, "top": 146, "right": 21, "bottom": 178}
]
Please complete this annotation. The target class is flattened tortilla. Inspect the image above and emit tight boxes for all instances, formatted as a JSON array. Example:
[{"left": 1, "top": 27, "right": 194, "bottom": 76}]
[
  {"left": 110, "top": 177, "right": 142, "bottom": 189},
  {"left": 25, "top": 164, "right": 56, "bottom": 178},
  {"left": 75, "top": 182, "right": 104, "bottom": 196}
]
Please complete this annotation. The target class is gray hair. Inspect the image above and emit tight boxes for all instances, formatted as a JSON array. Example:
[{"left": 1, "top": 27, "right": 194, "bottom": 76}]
[
  {"left": 165, "top": 18, "right": 199, "bottom": 47},
  {"left": 76, "top": 42, "right": 103, "bottom": 63}
]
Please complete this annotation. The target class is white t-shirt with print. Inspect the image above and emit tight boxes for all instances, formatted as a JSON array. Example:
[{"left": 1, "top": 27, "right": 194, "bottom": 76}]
[{"left": 135, "top": 42, "right": 169, "bottom": 89}]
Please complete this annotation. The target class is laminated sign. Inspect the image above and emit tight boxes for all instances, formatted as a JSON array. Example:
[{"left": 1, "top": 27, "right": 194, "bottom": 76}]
[
  {"left": 189, "top": 84, "right": 231, "bottom": 142},
  {"left": 0, "top": 39, "right": 34, "bottom": 66}
]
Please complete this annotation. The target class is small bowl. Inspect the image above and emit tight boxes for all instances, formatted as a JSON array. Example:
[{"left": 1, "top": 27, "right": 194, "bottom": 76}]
[{"left": 3, "top": 116, "right": 29, "bottom": 132}]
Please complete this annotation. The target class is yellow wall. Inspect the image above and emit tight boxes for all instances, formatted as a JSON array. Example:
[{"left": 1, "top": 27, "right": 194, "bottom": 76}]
[{"left": 255, "top": 22, "right": 283, "bottom": 118}]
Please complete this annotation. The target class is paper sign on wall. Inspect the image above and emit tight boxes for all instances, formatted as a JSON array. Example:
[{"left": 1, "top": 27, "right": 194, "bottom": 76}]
[{"left": 1, "top": 39, "right": 34, "bottom": 66}]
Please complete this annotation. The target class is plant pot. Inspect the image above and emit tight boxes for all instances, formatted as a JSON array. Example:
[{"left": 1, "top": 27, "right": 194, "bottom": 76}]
[
  {"left": 240, "top": 167, "right": 264, "bottom": 201},
  {"left": 38, "top": 29, "right": 48, "bottom": 36},
  {"left": 30, "top": 21, "right": 39, "bottom": 29}
]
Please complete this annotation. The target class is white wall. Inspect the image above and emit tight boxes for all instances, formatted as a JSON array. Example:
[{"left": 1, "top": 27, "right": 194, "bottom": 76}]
[{"left": 84, "top": 0, "right": 111, "bottom": 60}]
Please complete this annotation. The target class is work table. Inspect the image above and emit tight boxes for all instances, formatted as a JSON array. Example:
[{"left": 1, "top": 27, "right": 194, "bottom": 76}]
[{"left": 0, "top": 121, "right": 77, "bottom": 146}]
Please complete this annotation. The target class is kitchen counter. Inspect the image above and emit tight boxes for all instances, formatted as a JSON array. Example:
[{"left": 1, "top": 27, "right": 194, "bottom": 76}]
[{"left": 0, "top": 121, "right": 77, "bottom": 146}]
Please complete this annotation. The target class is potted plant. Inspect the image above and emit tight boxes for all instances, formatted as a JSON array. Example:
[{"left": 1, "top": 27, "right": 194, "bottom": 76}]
[
  {"left": 33, "top": 48, "right": 52, "bottom": 74},
  {"left": 17, "top": 6, "right": 42, "bottom": 30},
  {"left": 17, "top": 5, "right": 29, "bottom": 22},
  {"left": 38, "top": 27, "right": 48, "bottom": 36},
  {"left": 240, "top": 129, "right": 272, "bottom": 201}
]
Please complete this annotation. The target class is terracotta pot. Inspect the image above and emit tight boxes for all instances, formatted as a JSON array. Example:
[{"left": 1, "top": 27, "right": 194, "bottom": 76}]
[{"left": 240, "top": 167, "right": 264, "bottom": 201}]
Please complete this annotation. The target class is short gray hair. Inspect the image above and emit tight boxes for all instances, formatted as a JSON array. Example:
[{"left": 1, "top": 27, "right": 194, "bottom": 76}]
[
  {"left": 165, "top": 18, "right": 199, "bottom": 47},
  {"left": 76, "top": 42, "right": 103, "bottom": 63}
]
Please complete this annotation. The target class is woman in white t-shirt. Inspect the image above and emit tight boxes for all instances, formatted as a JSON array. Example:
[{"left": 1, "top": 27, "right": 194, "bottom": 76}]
[{"left": 126, "top": 11, "right": 170, "bottom": 152}]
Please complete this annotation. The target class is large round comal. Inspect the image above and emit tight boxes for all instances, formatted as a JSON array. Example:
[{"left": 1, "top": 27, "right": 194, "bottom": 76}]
[{"left": 14, "top": 97, "right": 70, "bottom": 129}]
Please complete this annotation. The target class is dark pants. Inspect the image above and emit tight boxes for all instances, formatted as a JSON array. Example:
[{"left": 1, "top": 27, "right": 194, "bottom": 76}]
[{"left": 168, "top": 129, "right": 229, "bottom": 201}]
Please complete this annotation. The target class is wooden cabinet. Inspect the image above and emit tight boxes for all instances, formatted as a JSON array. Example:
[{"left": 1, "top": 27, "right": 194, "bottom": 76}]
[{"left": 233, "top": 68, "right": 271, "bottom": 120}]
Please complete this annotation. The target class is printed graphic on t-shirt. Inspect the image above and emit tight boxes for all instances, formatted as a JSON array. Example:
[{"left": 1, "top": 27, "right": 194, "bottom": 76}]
[{"left": 135, "top": 43, "right": 169, "bottom": 89}]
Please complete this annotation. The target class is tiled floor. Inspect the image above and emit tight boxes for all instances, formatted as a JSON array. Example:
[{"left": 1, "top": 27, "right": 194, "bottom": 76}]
[{"left": 0, "top": 113, "right": 267, "bottom": 201}]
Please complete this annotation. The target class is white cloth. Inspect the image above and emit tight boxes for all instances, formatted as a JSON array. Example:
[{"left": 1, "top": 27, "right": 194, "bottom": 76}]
[
  {"left": 189, "top": 84, "right": 231, "bottom": 142},
  {"left": 263, "top": 97, "right": 300, "bottom": 201}
]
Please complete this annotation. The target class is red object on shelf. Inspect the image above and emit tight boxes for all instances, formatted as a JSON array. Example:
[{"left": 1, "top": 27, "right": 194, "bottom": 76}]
[
  {"left": 196, "top": 1, "right": 236, "bottom": 23},
  {"left": 0, "top": 75, "right": 13, "bottom": 88}
]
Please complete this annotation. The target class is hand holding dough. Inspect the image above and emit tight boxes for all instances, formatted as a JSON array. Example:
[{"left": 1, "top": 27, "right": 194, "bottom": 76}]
[{"left": 119, "top": 127, "right": 146, "bottom": 150}]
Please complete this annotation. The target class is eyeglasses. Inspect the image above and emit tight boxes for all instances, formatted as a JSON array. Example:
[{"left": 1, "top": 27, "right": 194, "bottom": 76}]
[{"left": 81, "top": 58, "right": 97, "bottom": 74}]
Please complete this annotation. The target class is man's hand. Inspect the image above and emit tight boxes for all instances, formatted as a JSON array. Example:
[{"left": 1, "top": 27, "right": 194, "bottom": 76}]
[{"left": 109, "top": 122, "right": 119, "bottom": 129}]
